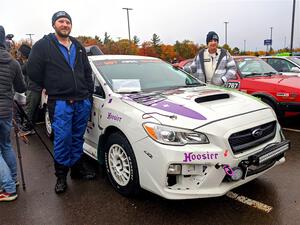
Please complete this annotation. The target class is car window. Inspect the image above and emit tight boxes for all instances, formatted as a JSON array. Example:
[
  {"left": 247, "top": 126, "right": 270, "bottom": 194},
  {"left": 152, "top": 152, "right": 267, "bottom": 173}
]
[
  {"left": 235, "top": 58, "right": 277, "bottom": 76},
  {"left": 93, "top": 72, "right": 105, "bottom": 98},
  {"left": 268, "top": 58, "right": 295, "bottom": 72},
  {"left": 93, "top": 59, "right": 201, "bottom": 92},
  {"left": 288, "top": 57, "right": 300, "bottom": 66}
]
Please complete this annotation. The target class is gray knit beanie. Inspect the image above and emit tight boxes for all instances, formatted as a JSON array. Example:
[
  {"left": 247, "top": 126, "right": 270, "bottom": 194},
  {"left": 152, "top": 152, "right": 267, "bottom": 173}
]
[
  {"left": 206, "top": 31, "right": 219, "bottom": 45},
  {"left": 52, "top": 11, "right": 72, "bottom": 25}
]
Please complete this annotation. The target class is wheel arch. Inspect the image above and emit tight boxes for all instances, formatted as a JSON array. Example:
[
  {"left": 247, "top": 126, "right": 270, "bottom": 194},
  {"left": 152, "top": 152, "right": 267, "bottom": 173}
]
[
  {"left": 252, "top": 92, "right": 278, "bottom": 109},
  {"left": 97, "top": 125, "right": 130, "bottom": 165}
]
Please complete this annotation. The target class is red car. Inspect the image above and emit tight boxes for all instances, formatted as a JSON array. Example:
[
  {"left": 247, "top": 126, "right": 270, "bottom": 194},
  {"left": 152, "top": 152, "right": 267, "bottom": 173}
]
[
  {"left": 173, "top": 58, "right": 193, "bottom": 69},
  {"left": 179, "top": 56, "right": 300, "bottom": 118},
  {"left": 227, "top": 56, "right": 300, "bottom": 118}
]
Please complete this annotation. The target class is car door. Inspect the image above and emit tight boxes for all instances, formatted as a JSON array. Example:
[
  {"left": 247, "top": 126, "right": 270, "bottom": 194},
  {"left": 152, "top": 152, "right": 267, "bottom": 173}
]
[{"left": 84, "top": 71, "right": 106, "bottom": 159}]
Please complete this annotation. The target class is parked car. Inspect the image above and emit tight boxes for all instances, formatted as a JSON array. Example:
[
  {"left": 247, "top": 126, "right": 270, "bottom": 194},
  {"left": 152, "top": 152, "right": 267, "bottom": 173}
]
[
  {"left": 79, "top": 54, "right": 289, "bottom": 199},
  {"left": 261, "top": 56, "right": 300, "bottom": 76},
  {"left": 225, "top": 56, "right": 300, "bottom": 118},
  {"left": 173, "top": 58, "right": 193, "bottom": 69}
]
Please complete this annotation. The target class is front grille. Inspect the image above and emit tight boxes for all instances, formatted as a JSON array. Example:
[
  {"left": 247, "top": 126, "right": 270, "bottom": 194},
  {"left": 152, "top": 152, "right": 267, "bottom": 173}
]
[{"left": 228, "top": 121, "right": 276, "bottom": 154}]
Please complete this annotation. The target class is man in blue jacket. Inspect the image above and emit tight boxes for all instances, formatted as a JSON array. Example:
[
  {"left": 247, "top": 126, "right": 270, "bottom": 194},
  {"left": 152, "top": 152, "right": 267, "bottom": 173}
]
[{"left": 27, "top": 11, "right": 95, "bottom": 194}]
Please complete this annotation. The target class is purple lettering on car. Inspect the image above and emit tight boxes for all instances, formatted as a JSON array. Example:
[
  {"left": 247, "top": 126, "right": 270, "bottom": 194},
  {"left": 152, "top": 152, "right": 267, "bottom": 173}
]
[
  {"left": 107, "top": 112, "right": 122, "bottom": 122},
  {"left": 183, "top": 152, "right": 219, "bottom": 162}
]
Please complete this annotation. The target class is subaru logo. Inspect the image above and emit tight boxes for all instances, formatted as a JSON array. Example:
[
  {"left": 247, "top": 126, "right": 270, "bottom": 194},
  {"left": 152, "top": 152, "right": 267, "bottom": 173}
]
[{"left": 252, "top": 128, "right": 263, "bottom": 138}]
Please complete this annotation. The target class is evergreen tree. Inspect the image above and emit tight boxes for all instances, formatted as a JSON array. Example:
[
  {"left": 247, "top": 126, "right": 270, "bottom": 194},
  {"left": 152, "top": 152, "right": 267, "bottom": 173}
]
[
  {"left": 104, "top": 32, "right": 112, "bottom": 45},
  {"left": 151, "top": 33, "right": 161, "bottom": 47},
  {"left": 133, "top": 35, "right": 140, "bottom": 45}
]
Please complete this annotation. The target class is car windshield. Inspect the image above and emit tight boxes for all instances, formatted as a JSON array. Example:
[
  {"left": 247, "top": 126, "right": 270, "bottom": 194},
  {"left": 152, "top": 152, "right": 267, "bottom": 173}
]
[
  {"left": 93, "top": 59, "right": 202, "bottom": 93},
  {"left": 288, "top": 57, "right": 300, "bottom": 65},
  {"left": 235, "top": 57, "right": 278, "bottom": 77}
]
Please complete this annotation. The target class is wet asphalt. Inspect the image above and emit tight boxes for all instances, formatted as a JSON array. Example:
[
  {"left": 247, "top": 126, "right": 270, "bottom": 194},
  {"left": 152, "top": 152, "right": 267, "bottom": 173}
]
[{"left": 0, "top": 115, "right": 299, "bottom": 225}]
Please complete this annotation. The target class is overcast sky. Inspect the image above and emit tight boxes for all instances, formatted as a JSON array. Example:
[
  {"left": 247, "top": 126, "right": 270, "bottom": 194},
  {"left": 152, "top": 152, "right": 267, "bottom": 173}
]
[{"left": 1, "top": 0, "right": 299, "bottom": 51}]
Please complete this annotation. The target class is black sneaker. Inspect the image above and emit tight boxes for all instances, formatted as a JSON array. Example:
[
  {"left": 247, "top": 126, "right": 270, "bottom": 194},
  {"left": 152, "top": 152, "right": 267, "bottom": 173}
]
[{"left": 55, "top": 178, "right": 67, "bottom": 194}]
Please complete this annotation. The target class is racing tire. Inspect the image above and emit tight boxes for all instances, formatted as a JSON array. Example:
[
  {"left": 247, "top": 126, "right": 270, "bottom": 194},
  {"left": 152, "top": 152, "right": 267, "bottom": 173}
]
[
  {"left": 44, "top": 105, "right": 53, "bottom": 139},
  {"left": 261, "top": 98, "right": 284, "bottom": 119},
  {"left": 104, "top": 132, "right": 140, "bottom": 197}
]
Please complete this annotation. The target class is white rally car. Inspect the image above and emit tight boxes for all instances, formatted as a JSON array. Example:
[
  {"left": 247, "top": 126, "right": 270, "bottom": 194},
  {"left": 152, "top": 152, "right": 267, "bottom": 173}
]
[{"left": 83, "top": 55, "right": 290, "bottom": 199}]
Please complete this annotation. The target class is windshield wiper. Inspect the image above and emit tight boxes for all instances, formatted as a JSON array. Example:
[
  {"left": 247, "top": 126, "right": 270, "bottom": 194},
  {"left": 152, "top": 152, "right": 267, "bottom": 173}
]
[
  {"left": 263, "top": 72, "right": 277, "bottom": 76},
  {"left": 243, "top": 72, "right": 263, "bottom": 77},
  {"left": 176, "top": 83, "right": 205, "bottom": 88}
]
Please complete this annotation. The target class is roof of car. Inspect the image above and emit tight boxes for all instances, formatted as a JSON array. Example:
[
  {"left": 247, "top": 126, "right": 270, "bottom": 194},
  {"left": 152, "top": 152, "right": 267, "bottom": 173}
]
[
  {"left": 260, "top": 56, "right": 288, "bottom": 58},
  {"left": 233, "top": 56, "right": 257, "bottom": 59},
  {"left": 88, "top": 55, "right": 160, "bottom": 61}
]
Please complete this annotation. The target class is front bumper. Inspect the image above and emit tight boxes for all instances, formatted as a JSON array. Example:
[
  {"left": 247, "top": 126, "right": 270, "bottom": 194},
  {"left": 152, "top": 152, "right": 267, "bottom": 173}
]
[{"left": 133, "top": 137, "right": 289, "bottom": 200}]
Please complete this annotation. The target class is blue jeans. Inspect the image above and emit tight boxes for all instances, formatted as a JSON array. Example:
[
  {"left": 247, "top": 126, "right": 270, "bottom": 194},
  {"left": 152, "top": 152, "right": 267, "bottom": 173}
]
[{"left": 0, "top": 118, "right": 17, "bottom": 193}]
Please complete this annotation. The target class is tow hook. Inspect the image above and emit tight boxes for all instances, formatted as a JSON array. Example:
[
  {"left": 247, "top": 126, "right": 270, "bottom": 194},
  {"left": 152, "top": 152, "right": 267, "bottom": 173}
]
[{"left": 215, "top": 163, "right": 245, "bottom": 181}]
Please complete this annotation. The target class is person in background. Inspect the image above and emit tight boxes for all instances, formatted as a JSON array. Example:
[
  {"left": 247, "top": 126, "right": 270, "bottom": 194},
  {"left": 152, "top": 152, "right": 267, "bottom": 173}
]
[
  {"left": 185, "top": 31, "right": 237, "bottom": 86},
  {"left": 27, "top": 11, "right": 95, "bottom": 194},
  {"left": 18, "top": 44, "right": 43, "bottom": 135},
  {"left": 0, "top": 25, "right": 26, "bottom": 202}
]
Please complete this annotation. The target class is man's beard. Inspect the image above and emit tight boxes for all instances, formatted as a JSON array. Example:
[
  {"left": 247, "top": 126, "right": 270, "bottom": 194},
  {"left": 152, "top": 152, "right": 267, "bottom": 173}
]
[{"left": 54, "top": 27, "right": 71, "bottom": 38}]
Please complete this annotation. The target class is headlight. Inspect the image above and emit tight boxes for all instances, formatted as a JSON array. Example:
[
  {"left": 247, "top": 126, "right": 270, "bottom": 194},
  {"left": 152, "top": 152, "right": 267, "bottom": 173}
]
[{"left": 143, "top": 123, "right": 209, "bottom": 145}]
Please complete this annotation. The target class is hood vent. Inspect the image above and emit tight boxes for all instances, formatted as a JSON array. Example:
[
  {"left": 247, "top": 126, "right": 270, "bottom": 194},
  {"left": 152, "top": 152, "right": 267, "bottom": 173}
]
[{"left": 195, "top": 93, "right": 230, "bottom": 103}]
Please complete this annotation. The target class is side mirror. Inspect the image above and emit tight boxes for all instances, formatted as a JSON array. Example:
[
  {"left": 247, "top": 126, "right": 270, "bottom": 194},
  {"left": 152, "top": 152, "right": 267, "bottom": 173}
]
[{"left": 290, "top": 67, "right": 300, "bottom": 73}]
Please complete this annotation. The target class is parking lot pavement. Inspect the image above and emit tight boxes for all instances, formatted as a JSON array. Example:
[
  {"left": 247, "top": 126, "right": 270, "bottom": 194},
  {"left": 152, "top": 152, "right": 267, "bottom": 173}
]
[{"left": 0, "top": 123, "right": 299, "bottom": 225}]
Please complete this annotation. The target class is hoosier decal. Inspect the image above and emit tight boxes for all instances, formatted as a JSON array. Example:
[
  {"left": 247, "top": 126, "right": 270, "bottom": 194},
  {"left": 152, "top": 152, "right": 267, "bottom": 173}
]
[{"left": 183, "top": 152, "right": 219, "bottom": 162}]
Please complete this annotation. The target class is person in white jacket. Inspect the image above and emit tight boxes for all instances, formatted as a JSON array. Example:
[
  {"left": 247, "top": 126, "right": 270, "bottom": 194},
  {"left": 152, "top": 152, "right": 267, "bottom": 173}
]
[{"left": 185, "top": 31, "right": 237, "bottom": 86}]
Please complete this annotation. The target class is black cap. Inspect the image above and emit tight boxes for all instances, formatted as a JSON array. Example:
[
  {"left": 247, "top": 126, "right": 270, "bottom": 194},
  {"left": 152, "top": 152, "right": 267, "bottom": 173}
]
[
  {"left": 52, "top": 11, "right": 72, "bottom": 26},
  {"left": 206, "top": 31, "right": 219, "bottom": 45},
  {"left": 19, "top": 44, "right": 31, "bottom": 58}
]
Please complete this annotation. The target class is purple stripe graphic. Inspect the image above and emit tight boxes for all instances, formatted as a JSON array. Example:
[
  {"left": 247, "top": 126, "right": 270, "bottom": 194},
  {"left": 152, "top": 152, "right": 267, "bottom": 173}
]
[{"left": 151, "top": 100, "right": 206, "bottom": 120}]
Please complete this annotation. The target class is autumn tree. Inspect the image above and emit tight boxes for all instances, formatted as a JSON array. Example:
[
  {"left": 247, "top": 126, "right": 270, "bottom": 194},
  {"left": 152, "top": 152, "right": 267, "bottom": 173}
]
[
  {"left": 174, "top": 40, "right": 198, "bottom": 61},
  {"left": 113, "top": 39, "right": 139, "bottom": 55},
  {"left": 160, "top": 44, "right": 176, "bottom": 62},
  {"left": 138, "top": 41, "right": 158, "bottom": 57}
]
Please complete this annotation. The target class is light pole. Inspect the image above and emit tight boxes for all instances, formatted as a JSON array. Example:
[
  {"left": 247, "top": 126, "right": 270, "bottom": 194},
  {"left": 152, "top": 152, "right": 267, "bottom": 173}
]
[
  {"left": 290, "top": 0, "right": 296, "bottom": 52},
  {"left": 243, "top": 40, "right": 246, "bottom": 53},
  {"left": 224, "top": 21, "right": 229, "bottom": 45},
  {"left": 122, "top": 8, "right": 133, "bottom": 42},
  {"left": 26, "top": 33, "right": 34, "bottom": 46},
  {"left": 270, "top": 27, "right": 273, "bottom": 51}
]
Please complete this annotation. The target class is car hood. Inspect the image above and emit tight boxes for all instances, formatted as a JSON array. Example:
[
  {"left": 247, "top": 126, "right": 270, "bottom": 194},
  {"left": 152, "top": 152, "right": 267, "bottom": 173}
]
[
  {"left": 120, "top": 86, "right": 269, "bottom": 129},
  {"left": 247, "top": 75, "right": 300, "bottom": 89}
]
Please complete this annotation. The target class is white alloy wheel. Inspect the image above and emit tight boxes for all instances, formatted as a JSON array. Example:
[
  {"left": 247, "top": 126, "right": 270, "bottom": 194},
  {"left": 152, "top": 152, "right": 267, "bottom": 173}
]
[{"left": 108, "top": 144, "right": 131, "bottom": 186}]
